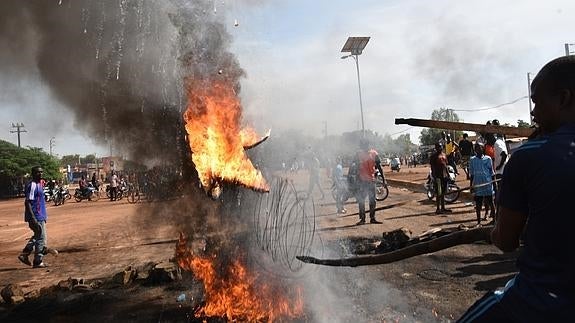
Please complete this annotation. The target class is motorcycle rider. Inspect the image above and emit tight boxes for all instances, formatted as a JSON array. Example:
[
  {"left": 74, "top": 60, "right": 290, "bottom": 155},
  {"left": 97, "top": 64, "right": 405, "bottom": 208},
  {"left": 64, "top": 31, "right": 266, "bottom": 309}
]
[{"left": 79, "top": 175, "right": 89, "bottom": 199}]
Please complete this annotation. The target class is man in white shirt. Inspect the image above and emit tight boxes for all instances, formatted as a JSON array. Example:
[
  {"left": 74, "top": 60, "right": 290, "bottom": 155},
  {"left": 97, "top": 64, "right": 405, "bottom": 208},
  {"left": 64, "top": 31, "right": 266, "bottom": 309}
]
[{"left": 493, "top": 134, "right": 508, "bottom": 206}]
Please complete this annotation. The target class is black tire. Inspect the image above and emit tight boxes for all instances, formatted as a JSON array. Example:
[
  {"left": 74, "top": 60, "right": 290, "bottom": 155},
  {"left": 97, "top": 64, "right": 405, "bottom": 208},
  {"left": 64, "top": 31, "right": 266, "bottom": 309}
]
[
  {"left": 426, "top": 188, "right": 435, "bottom": 200},
  {"left": 74, "top": 193, "right": 82, "bottom": 202},
  {"left": 445, "top": 185, "right": 460, "bottom": 203},
  {"left": 127, "top": 190, "right": 140, "bottom": 204},
  {"left": 375, "top": 180, "right": 389, "bottom": 201}
]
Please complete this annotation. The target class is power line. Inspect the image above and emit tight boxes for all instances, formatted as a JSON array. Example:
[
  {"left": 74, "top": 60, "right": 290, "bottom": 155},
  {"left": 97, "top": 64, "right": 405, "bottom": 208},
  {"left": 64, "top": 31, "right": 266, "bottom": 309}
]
[{"left": 451, "top": 96, "right": 528, "bottom": 112}]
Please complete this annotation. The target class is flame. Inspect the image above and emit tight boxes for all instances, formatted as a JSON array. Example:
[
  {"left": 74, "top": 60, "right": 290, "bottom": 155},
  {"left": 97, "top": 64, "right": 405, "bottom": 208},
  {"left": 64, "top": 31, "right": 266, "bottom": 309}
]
[
  {"left": 183, "top": 79, "right": 269, "bottom": 193},
  {"left": 176, "top": 234, "right": 304, "bottom": 322}
]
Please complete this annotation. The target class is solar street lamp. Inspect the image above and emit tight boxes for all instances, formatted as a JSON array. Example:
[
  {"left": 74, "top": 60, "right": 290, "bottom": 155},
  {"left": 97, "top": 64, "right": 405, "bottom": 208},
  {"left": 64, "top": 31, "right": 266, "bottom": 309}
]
[{"left": 341, "top": 37, "right": 370, "bottom": 135}]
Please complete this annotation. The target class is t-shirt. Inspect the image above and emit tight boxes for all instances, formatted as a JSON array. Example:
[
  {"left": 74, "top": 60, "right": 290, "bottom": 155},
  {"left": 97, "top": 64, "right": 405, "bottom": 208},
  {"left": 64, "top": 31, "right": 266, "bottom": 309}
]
[
  {"left": 24, "top": 180, "right": 47, "bottom": 222},
  {"left": 358, "top": 149, "right": 380, "bottom": 182},
  {"left": 458, "top": 139, "right": 473, "bottom": 156},
  {"left": 429, "top": 151, "right": 448, "bottom": 178},
  {"left": 493, "top": 138, "right": 508, "bottom": 175},
  {"left": 445, "top": 141, "right": 456, "bottom": 155},
  {"left": 468, "top": 155, "right": 494, "bottom": 196},
  {"left": 499, "top": 124, "right": 575, "bottom": 304},
  {"left": 484, "top": 144, "right": 495, "bottom": 160}
]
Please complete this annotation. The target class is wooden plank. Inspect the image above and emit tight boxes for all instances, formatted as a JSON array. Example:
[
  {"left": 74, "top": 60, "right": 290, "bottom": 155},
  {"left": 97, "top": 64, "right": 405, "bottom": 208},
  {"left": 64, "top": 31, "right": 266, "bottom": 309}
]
[
  {"left": 395, "top": 118, "right": 534, "bottom": 138},
  {"left": 296, "top": 225, "right": 493, "bottom": 267}
]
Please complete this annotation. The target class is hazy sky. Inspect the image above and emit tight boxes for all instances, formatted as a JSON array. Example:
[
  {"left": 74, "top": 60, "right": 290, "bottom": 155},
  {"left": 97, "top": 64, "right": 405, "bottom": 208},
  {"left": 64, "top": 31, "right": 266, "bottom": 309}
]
[{"left": 1, "top": 0, "right": 573, "bottom": 156}]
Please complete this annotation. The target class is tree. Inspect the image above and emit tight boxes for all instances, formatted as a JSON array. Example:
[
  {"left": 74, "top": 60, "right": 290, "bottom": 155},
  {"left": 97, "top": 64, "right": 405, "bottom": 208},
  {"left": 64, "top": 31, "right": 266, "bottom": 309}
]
[
  {"left": 517, "top": 119, "right": 531, "bottom": 128},
  {"left": 60, "top": 154, "right": 81, "bottom": 167},
  {"left": 419, "top": 108, "right": 463, "bottom": 146},
  {"left": 0, "top": 140, "right": 61, "bottom": 197}
]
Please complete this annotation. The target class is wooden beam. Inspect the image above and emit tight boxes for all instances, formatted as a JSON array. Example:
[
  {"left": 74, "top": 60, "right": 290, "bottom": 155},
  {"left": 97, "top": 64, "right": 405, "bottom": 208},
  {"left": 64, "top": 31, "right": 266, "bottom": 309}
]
[
  {"left": 296, "top": 226, "right": 493, "bottom": 267},
  {"left": 395, "top": 118, "right": 534, "bottom": 138}
]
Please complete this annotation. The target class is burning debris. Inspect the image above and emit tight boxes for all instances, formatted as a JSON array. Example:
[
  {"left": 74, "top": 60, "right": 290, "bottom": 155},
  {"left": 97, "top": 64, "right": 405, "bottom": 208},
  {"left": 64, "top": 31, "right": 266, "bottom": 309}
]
[
  {"left": 183, "top": 79, "right": 269, "bottom": 197},
  {"left": 176, "top": 233, "right": 305, "bottom": 322}
]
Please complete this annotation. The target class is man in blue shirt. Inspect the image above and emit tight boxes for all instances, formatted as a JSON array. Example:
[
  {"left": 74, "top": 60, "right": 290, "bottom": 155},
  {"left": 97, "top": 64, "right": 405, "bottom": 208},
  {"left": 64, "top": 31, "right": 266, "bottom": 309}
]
[
  {"left": 18, "top": 166, "right": 57, "bottom": 268},
  {"left": 459, "top": 56, "right": 575, "bottom": 321},
  {"left": 468, "top": 143, "right": 495, "bottom": 226}
]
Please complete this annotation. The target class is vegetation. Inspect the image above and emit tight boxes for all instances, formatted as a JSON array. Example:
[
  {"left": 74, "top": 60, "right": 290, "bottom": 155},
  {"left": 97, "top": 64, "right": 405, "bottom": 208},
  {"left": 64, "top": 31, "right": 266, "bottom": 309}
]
[
  {"left": 419, "top": 108, "right": 463, "bottom": 146},
  {"left": 0, "top": 140, "right": 61, "bottom": 179}
]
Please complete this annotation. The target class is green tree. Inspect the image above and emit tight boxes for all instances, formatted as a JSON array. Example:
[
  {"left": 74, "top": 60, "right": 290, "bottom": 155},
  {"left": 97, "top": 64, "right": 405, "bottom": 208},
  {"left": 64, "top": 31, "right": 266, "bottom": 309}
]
[
  {"left": 419, "top": 108, "right": 463, "bottom": 146},
  {"left": 60, "top": 154, "right": 80, "bottom": 167},
  {"left": 517, "top": 119, "right": 531, "bottom": 128},
  {"left": 0, "top": 140, "right": 61, "bottom": 179}
]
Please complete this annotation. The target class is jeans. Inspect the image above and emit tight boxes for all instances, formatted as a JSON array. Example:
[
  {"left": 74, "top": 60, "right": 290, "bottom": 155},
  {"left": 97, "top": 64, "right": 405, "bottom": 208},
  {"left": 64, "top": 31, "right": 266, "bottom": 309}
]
[
  {"left": 356, "top": 180, "right": 376, "bottom": 221},
  {"left": 22, "top": 220, "right": 46, "bottom": 265}
]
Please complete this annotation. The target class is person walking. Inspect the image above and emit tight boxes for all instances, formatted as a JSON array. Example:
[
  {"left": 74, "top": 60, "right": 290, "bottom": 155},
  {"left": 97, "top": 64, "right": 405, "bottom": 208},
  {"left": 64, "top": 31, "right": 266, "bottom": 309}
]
[
  {"left": 459, "top": 56, "right": 575, "bottom": 322},
  {"left": 355, "top": 139, "right": 385, "bottom": 225},
  {"left": 306, "top": 150, "right": 325, "bottom": 200},
  {"left": 429, "top": 143, "right": 451, "bottom": 214},
  {"left": 18, "top": 166, "right": 57, "bottom": 268},
  {"left": 468, "top": 143, "right": 495, "bottom": 225}
]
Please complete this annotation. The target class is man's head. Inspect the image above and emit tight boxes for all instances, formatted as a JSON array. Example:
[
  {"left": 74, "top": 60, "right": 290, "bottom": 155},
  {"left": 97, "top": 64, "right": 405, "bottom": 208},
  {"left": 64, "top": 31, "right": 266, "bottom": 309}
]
[
  {"left": 463, "top": 133, "right": 468, "bottom": 140},
  {"left": 474, "top": 142, "right": 484, "bottom": 156},
  {"left": 31, "top": 166, "right": 43, "bottom": 181},
  {"left": 434, "top": 142, "right": 443, "bottom": 153},
  {"left": 531, "top": 56, "right": 575, "bottom": 134}
]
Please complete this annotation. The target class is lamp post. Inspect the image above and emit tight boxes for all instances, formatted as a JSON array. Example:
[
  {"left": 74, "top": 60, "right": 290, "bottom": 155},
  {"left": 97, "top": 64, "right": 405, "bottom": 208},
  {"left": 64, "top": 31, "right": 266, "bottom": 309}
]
[
  {"left": 49, "top": 137, "right": 55, "bottom": 156},
  {"left": 341, "top": 36, "right": 370, "bottom": 136}
]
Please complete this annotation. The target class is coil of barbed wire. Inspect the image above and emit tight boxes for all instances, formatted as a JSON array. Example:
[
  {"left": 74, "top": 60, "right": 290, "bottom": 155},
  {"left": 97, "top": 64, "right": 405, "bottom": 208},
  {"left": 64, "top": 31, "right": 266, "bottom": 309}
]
[{"left": 250, "top": 176, "right": 318, "bottom": 271}]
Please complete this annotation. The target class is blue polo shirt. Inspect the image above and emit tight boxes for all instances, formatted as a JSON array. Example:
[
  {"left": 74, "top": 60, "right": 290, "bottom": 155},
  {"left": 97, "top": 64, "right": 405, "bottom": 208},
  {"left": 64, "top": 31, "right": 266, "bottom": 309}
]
[
  {"left": 24, "top": 180, "right": 47, "bottom": 222},
  {"left": 499, "top": 124, "right": 575, "bottom": 306}
]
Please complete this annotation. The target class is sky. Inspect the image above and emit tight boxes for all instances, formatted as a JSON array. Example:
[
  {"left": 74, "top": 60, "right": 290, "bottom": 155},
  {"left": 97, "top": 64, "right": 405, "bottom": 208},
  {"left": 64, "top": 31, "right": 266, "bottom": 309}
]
[{"left": 1, "top": 0, "right": 574, "bottom": 156}]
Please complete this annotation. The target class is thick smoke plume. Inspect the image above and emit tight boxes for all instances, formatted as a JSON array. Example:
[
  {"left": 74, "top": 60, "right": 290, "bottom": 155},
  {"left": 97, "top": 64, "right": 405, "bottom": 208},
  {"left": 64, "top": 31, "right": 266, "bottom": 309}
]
[{"left": 0, "top": 0, "right": 243, "bottom": 165}]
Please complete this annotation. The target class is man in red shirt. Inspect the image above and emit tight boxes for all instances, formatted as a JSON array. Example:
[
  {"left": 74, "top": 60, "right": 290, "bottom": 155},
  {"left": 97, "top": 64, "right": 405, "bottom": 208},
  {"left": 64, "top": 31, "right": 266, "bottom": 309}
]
[
  {"left": 355, "top": 140, "right": 386, "bottom": 225},
  {"left": 430, "top": 143, "right": 452, "bottom": 214}
]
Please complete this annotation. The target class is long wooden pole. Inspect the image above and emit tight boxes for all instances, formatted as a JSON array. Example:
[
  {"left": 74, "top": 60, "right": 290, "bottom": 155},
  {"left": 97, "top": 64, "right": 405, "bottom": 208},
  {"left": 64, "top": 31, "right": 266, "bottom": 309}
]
[
  {"left": 395, "top": 118, "right": 534, "bottom": 138},
  {"left": 296, "top": 226, "right": 493, "bottom": 267}
]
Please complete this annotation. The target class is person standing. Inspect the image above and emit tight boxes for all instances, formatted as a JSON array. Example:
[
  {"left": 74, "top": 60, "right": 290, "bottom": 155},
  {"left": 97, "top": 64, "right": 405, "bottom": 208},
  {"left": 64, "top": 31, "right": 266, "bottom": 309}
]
[
  {"left": 355, "top": 140, "right": 385, "bottom": 225},
  {"left": 333, "top": 156, "right": 347, "bottom": 214},
  {"left": 18, "top": 166, "right": 57, "bottom": 268},
  {"left": 468, "top": 143, "right": 495, "bottom": 225},
  {"left": 109, "top": 171, "right": 118, "bottom": 201},
  {"left": 458, "top": 133, "right": 473, "bottom": 179},
  {"left": 429, "top": 143, "right": 451, "bottom": 214},
  {"left": 459, "top": 56, "right": 575, "bottom": 322},
  {"left": 445, "top": 133, "right": 459, "bottom": 175},
  {"left": 492, "top": 133, "right": 508, "bottom": 204}
]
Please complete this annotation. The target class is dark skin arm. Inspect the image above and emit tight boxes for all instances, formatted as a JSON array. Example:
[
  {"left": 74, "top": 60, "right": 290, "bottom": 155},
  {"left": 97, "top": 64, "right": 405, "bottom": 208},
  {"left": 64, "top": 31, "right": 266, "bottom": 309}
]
[
  {"left": 490, "top": 206, "right": 527, "bottom": 252},
  {"left": 495, "top": 151, "right": 508, "bottom": 171},
  {"left": 24, "top": 200, "right": 39, "bottom": 226}
]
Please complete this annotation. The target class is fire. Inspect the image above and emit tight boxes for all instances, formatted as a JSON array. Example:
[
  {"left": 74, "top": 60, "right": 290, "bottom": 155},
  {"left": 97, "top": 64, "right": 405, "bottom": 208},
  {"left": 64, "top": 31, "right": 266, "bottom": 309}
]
[
  {"left": 176, "top": 234, "right": 304, "bottom": 322},
  {"left": 183, "top": 79, "right": 269, "bottom": 193}
]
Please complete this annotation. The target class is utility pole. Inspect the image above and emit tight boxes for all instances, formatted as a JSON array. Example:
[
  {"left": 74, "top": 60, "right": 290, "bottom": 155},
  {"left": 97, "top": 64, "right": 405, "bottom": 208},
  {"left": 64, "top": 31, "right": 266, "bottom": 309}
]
[
  {"left": 49, "top": 137, "right": 55, "bottom": 156},
  {"left": 527, "top": 72, "right": 534, "bottom": 125},
  {"left": 565, "top": 43, "right": 575, "bottom": 56},
  {"left": 10, "top": 123, "right": 27, "bottom": 148}
]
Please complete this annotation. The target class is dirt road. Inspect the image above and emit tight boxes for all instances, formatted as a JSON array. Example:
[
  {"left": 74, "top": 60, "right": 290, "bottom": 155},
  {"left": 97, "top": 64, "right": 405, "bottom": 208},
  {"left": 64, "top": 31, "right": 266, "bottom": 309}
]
[{"left": 0, "top": 166, "right": 517, "bottom": 322}]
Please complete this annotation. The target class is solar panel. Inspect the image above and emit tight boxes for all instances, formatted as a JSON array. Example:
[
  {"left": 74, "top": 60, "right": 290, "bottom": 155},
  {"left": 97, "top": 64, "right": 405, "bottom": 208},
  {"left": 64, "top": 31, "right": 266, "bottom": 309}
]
[{"left": 341, "top": 37, "right": 370, "bottom": 55}]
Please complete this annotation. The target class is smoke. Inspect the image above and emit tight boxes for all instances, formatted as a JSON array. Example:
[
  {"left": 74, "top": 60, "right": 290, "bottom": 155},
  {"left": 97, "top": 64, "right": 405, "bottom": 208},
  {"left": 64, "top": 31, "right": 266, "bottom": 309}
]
[{"left": 0, "top": 0, "right": 245, "bottom": 164}]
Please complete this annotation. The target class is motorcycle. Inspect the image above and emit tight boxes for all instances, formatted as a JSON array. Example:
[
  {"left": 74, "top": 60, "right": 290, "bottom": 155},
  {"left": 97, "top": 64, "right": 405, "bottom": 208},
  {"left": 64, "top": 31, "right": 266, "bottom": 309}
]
[
  {"left": 390, "top": 157, "right": 401, "bottom": 172},
  {"left": 52, "top": 185, "right": 66, "bottom": 206},
  {"left": 332, "top": 169, "right": 389, "bottom": 203},
  {"left": 106, "top": 181, "right": 128, "bottom": 200},
  {"left": 425, "top": 165, "right": 460, "bottom": 203},
  {"left": 74, "top": 185, "right": 100, "bottom": 202}
]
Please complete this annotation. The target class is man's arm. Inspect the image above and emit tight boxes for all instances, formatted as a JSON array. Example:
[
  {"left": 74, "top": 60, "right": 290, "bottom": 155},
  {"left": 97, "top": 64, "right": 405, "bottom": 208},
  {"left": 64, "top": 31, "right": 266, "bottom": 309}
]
[
  {"left": 496, "top": 151, "right": 508, "bottom": 170},
  {"left": 490, "top": 207, "right": 527, "bottom": 252}
]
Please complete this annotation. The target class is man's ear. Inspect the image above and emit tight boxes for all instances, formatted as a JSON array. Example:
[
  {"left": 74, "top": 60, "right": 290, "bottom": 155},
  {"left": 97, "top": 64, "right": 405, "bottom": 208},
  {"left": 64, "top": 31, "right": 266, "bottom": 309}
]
[{"left": 559, "top": 89, "right": 573, "bottom": 109}]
